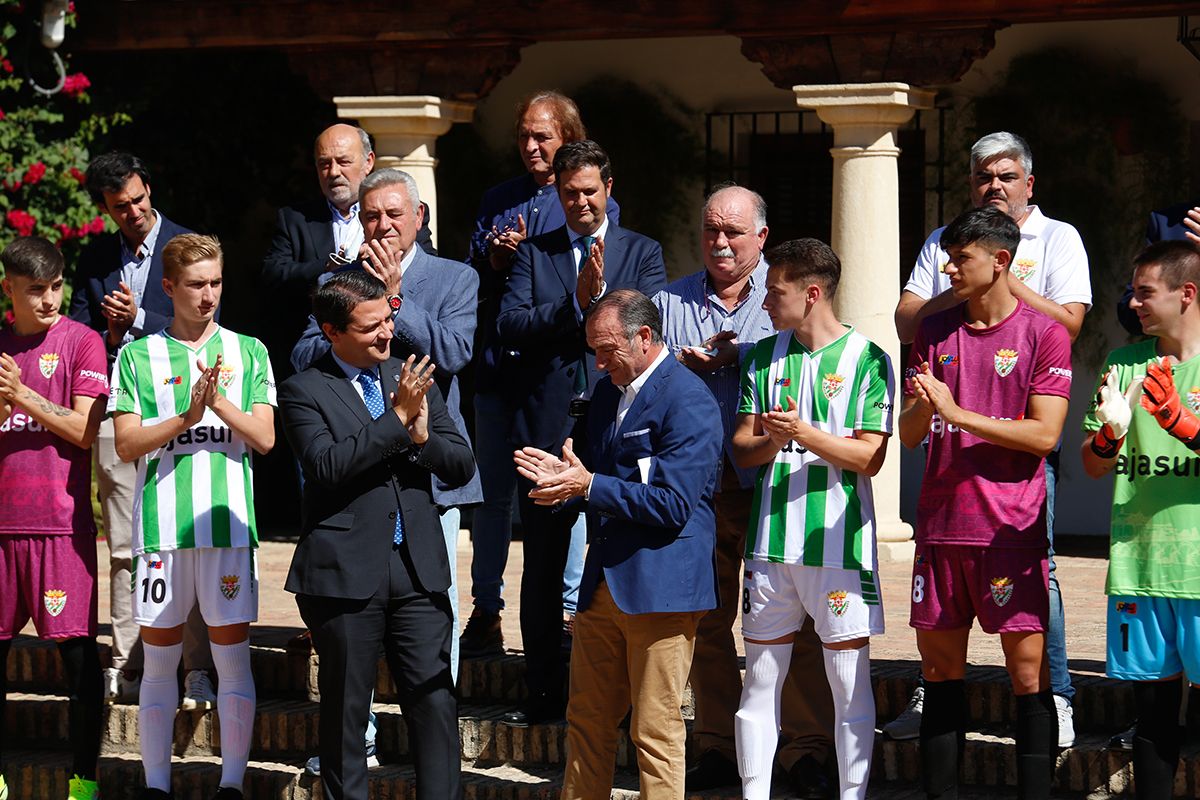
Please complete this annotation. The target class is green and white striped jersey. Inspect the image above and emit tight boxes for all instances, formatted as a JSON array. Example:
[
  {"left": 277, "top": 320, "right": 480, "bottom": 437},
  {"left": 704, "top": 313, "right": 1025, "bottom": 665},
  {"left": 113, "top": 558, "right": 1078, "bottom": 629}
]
[
  {"left": 738, "top": 327, "right": 894, "bottom": 570},
  {"left": 109, "top": 325, "right": 276, "bottom": 555}
]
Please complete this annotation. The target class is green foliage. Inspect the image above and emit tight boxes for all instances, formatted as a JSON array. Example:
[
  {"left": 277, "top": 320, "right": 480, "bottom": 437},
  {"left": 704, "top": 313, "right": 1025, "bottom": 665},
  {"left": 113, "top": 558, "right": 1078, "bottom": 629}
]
[
  {"left": 960, "top": 47, "right": 1190, "bottom": 363},
  {"left": 0, "top": 0, "right": 129, "bottom": 310}
]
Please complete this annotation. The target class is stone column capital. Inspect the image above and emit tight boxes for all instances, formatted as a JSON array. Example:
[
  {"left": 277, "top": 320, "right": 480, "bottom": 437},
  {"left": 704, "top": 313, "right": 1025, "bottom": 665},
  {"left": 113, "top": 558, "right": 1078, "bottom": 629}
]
[
  {"left": 334, "top": 95, "right": 476, "bottom": 138},
  {"left": 792, "top": 82, "right": 935, "bottom": 148}
]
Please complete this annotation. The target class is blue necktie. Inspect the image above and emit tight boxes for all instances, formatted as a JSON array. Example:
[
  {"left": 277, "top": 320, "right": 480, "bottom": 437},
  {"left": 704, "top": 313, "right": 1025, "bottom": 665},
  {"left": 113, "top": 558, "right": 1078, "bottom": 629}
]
[
  {"left": 574, "top": 235, "right": 597, "bottom": 396},
  {"left": 357, "top": 370, "right": 404, "bottom": 545}
]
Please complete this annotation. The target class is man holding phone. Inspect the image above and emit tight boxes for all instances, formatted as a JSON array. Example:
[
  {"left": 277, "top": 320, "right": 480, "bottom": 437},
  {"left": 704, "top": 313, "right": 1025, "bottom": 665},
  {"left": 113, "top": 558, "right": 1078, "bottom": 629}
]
[{"left": 653, "top": 185, "right": 838, "bottom": 797}]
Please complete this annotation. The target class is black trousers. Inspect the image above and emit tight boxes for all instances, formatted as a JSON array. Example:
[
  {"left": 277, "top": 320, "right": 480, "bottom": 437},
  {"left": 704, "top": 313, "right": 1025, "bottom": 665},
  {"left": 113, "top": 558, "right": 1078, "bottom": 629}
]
[
  {"left": 297, "top": 544, "right": 460, "bottom": 800},
  {"left": 516, "top": 481, "right": 578, "bottom": 711}
]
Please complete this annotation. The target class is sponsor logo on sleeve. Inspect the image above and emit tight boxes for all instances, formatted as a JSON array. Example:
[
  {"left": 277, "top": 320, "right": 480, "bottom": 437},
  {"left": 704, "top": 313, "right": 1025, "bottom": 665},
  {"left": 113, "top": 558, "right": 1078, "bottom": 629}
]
[
  {"left": 39, "top": 353, "right": 60, "bottom": 378},
  {"left": 79, "top": 368, "right": 108, "bottom": 384},
  {"left": 994, "top": 349, "right": 1018, "bottom": 378},
  {"left": 43, "top": 589, "right": 67, "bottom": 617},
  {"left": 989, "top": 576, "right": 1013, "bottom": 607},
  {"left": 1048, "top": 366, "right": 1072, "bottom": 379}
]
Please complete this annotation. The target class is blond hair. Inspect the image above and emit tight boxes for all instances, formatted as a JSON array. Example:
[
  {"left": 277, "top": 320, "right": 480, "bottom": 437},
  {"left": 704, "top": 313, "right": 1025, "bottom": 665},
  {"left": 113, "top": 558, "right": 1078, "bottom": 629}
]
[{"left": 162, "top": 233, "right": 222, "bottom": 281}]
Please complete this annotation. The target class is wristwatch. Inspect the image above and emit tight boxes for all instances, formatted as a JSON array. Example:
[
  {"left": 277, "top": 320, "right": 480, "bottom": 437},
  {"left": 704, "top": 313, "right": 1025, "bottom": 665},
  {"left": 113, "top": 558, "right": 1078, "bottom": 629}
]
[{"left": 387, "top": 293, "right": 403, "bottom": 312}]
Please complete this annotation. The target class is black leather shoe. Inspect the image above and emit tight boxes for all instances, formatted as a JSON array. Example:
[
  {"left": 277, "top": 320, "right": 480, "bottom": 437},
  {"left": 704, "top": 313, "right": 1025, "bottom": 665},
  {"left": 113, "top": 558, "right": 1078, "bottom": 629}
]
[
  {"left": 460, "top": 609, "right": 504, "bottom": 658},
  {"left": 788, "top": 754, "right": 833, "bottom": 800},
  {"left": 685, "top": 748, "right": 741, "bottom": 790},
  {"left": 500, "top": 703, "right": 564, "bottom": 728}
]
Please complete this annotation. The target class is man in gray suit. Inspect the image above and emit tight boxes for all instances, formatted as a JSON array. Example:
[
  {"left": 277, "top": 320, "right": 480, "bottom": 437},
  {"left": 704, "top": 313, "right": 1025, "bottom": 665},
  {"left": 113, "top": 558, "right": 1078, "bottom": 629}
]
[{"left": 292, "top": 168, "right": 482, "bottom": 680}]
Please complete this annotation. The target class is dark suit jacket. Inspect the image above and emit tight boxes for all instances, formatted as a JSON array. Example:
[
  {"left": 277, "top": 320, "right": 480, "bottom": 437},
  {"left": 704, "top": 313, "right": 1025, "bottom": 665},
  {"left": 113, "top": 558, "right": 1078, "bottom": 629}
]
[
  {"left": 69, "top": 213, "right": 193, "bottom": 357},
  {"left": 279, "top": 353, "right": 475, "bottom": 598},
  {"left": 577, "top": 354, "right": 721, "bottom": 615},
  {"left": 496, "top": 222, "right": 667, "bottom": 451},
  {"left": 259, "top": 198, "right": 436, "bottom": 378},
  {"left": 289, "top": 249, "right": 484, "bottom": 508}
]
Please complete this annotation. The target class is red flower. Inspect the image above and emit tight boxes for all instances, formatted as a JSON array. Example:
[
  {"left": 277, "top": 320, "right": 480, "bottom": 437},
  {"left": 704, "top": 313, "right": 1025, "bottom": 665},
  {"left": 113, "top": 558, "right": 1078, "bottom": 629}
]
[
  {"left": 88, "top": 216, "right": 106, "bottom": 234},
  {"left": 22, "top": 162, "right": 46, "bottom": 185},
  {"left": 62, "top": 73, "right": 91, "bottom": 98},
  {"left": 55, "top": 223, "right": 75, "bottom": 241},
  {"left": 68, "top": 2, "right": 75, "bottom": 12},
  {"left": 69, "top": 166, "right": 86, "bottom": 184},
  {"left": 6, "top": 209, "right": 37, "bottom": 236},
  {"left": 1, "top": 60, "right": 12, "bottom": 74},
  {"left": 3, "top": 178, "right": 21, "bottom": 192},
  {"left": 0, "top": 108, "right": 5, "bottom": 121}
]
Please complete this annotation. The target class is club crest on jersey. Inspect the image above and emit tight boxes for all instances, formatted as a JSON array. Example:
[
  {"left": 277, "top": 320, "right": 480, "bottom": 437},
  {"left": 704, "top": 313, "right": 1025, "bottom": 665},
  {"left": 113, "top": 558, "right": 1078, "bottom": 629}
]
[
  {"left": 163, "top": 375, "right": 183, "bottom": 386},
  {"left": 1188, "top": 387, "right": 1200, "bottom": 414},
  {"left": 38, "top": 352, "right": 60, "bottom": 378},
  {"left": 1012, "top": 259, "right": 1038, "bottom": 283},
  {"left": 218, "top": 365, "right": 236, "bottom": 390},
  {"left": 43, "top": 589, "right": 67, "bottom": 617},
  {"left": 994, "top": 349, "right": 1018, "bottom": 378},
  {"left": 989, "top": 577, "right": 1013, "bottom": 607},
  {"left": 220, "top": 574, "right": 241, "bottom": 601},
  {"left": 937, "top": 354, "right": 958, "bottom": 366},
  {"left": 822, "top": 373, "right": 845, "bottom": 400},
  {"left": 827, "top": 589, "right": 850, "bottom": 617}
]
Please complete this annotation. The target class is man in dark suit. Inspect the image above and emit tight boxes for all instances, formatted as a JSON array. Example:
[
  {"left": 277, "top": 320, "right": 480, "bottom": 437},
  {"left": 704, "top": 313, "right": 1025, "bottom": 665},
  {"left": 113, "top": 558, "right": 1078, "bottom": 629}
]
[
  {"left": 260, "top": 123, "right": 435, "bottom": 379},
  {"left": 515, "top": 289, "right": 721, "bottom": 798},
  {"left": 496, "top": 140, "right": 667, "bottom": 725},
  {"left": 279, "top": 271, "right": 474, "bottom": 800},
  {"left": 68, "top": 152, "right": 214, "bottom": 709}
]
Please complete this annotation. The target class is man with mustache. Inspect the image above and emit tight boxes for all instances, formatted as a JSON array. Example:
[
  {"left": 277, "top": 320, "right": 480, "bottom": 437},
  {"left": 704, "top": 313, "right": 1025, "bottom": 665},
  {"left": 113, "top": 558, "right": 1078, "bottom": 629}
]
[
  {"left": 654, "top": 185, "right": 838, "bottom": 798},
  {"left": 891, "top": 132, "right": 1091, "bottom": 747}
]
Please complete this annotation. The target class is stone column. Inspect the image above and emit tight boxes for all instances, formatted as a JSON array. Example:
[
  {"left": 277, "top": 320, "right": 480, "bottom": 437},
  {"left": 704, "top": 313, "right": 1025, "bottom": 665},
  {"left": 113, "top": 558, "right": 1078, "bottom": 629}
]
[
  {"left": 334, "top": 95, "right": 475, "bottom": 248},
  {"left": 792, "top": 83, "right": 934, "bottom": 559}
]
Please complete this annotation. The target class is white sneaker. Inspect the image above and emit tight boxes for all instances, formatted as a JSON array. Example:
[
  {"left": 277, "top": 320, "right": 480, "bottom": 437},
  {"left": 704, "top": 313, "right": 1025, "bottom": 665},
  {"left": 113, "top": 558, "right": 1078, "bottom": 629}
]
[
  {"left": 304, "top": 742, "right": 379, "bottom": 776},
  {"left": 1055, "top": 694, "right": 1076, "bottom": 748},
  {"left": 881, "top": 685, "right": 924, "bottom": 740},
  {"left": 103, "top": 667, "right": 141, "bottom": 704},
  {"left": 181, "top": 669, "right": 216, "bottom": 711}
]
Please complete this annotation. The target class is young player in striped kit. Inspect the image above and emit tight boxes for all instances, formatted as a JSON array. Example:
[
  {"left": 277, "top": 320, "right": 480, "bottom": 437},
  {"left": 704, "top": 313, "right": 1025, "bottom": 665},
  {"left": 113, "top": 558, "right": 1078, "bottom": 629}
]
[
  {"left": 110, "top": 234, "right": 276, "bottom": 800},
  {"left": 732, "top": 238, "right": 894, "bottom": 800},
  {"left": 901, "top": 207, "right": 1070, "bottom": 800}
]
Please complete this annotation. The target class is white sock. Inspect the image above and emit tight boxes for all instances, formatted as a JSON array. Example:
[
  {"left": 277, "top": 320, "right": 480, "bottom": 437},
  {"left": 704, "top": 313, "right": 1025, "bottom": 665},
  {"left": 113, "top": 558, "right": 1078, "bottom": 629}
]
[
  {"left": 822, "top": 644, "right": 876, "bottom": 800},
  {"left": 211, "top": 639, "right": 256, "bottom": 790},
  {"left": 140, "top": 641, "right": 182, "bottom": 792},
  {"left": 735, "top": 642, "right": 793, "bottom": 800}
]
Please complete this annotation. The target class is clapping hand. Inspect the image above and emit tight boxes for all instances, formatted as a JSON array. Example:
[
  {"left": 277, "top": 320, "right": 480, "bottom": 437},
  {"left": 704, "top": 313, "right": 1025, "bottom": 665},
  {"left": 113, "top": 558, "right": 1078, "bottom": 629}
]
[
  {"left": 390, "top": 354, "right": 436, "bottom": 426},
  {"left": 1094, "top": 367, "right": 1142, "bottom": 439},
  {"left": 575, "top": 239, "right": 605, "bottom": 310},
  {"left": 514, "top": 437, "right": 593, "bottom": 506},
  {"left": 360, "top": 238, "right": 402, "bottom": 296}
]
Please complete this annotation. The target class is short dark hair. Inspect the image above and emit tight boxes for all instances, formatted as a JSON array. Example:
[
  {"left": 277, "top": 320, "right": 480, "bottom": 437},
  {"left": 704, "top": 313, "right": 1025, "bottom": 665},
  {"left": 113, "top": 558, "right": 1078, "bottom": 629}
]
[
  {"left": 85, "top": 152, "right": 152, "bottom": 204},
  {"left": 940, "top": 206, "right": 1021, "bottom": 258},
  {"left": 553, "top": 139, "right": 612, "bottom": 184},
  {"left": 313, "top": 271, "right": 386, "bottom": 333},
  {"left": 515, "top": 91, "right": 586, "bottom": 143},
  {"left": 587, "top": 289, "right": 663, "bottom": 344},
  {"left": 764, "top": 238, "right": 841, "bottom": 298},
  {"left": 0, "top": 236, "right": 64, "bottom": 281},
  {"left": 1133, "top": 239, "right": 1200, "bottom": 290}
]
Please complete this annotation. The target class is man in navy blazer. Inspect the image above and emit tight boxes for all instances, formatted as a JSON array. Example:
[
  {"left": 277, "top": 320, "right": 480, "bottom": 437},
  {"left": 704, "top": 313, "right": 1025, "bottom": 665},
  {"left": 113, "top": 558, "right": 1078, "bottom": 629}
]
[
  {"left": 496, "top": 140, "right": 667, "bottom": 725},
  {"left": 68, "top": 152, "right": 214, "bottom": 707},
  {"left": 515, "top": 289, "right": 720, "bottom": 799}
]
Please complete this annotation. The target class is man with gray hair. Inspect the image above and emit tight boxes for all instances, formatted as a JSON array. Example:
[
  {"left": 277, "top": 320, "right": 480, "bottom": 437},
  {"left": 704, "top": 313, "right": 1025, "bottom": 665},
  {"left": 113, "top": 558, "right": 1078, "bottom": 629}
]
[
  {"left": 890, "top": 131, "right": 1091, "bottom": 746},
  {"left": 654, "top": 185, "right": 836, "bottom": 797},
  {"left": 261, "top": 123, "right": 434, "bottom": 379}
]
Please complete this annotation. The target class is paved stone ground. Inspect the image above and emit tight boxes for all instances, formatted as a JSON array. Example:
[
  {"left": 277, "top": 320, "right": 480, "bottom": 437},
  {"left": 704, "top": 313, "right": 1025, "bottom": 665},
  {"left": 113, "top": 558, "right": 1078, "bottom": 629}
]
[{"left": 57, "top": 532, "right": 1112, "bottom": 676}]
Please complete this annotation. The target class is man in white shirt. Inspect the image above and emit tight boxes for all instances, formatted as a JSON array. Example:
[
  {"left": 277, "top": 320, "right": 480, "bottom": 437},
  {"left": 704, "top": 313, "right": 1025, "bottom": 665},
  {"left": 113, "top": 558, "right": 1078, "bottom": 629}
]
[{"left": 890, "top": 131, "right": 1091, "bottom": 747}]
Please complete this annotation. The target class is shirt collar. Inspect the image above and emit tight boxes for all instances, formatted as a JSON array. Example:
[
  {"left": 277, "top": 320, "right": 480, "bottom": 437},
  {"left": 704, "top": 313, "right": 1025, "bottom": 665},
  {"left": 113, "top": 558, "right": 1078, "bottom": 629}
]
[
  {"left": 1018, "top": 205, "right": 1046, "bottom": 237},
  {"left": 399, "top": 243, "right": 418, "bottom": 276},
  {"left": 622, "top": 344, "right": 669, "bottom": 398},
  {"left": 328, "top": 199, "right": 359, "bottom": 225},
  {"left": 331, "top": 350, "right": 375, "bottom": 383},
  {"left": 121, "top": 208, "right": 163, "bottom": 262},
  {"left": 567, "top": 214, "right": 609, "bottom": 247}
]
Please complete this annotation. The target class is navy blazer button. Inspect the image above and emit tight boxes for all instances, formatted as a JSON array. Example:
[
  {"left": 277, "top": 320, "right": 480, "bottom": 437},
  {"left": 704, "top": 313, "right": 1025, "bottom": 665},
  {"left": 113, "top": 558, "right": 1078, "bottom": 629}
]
[
  {"left": 388, "top": 512, "right": 397, "bottom": 520},
  {"left": 567, "top": 367, "right": 575, "bottom": 376}
]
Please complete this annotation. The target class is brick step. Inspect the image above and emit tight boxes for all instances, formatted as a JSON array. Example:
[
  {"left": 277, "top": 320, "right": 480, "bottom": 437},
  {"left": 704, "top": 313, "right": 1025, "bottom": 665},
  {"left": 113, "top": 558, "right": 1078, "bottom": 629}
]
[
  {"left": 7, "top": 633, "right": 1137, "bottom": 732},
  {"left": 0, "top": 747, "right": 1077, "bottom": 800},
  {"left": 11, "top": 691, "right": 1199, "bottom": 797}
]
